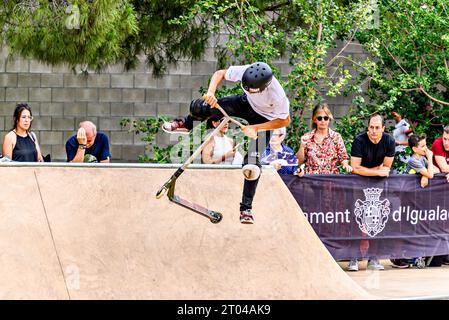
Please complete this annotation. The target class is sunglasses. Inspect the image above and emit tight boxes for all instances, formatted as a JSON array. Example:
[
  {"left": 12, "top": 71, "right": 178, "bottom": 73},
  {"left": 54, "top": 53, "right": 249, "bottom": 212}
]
[{"left": 316, "top": 116, "right": 329, "bottom": 121}]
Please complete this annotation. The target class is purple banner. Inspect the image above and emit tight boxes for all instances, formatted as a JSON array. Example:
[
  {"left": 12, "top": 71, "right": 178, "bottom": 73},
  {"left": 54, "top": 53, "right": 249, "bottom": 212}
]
[{"left": 281, "top": 174, "right": 449, "bottom": 260}]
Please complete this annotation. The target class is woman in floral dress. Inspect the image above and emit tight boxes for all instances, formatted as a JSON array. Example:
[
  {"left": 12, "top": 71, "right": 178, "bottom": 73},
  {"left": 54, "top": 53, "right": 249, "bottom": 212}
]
[{"left": 296, "top": 104, "right": 352, "bottom": 175}]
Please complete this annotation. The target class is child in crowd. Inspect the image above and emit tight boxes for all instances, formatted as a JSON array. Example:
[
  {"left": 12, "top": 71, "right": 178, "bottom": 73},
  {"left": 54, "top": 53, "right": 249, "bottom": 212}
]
[
  {"left": 406, "top": 134, "right": 440, "bottom": 188},
  {"left": 392, "top": 134, "right": 443, "bottom": 269}
]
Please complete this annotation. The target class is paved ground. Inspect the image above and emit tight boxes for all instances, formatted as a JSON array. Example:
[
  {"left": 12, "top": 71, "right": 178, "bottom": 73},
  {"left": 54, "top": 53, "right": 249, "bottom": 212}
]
[
  {"left": 0, "top": 165, "right": 372, "bottom": 299},
  {"left": 341, "top": 260, "right": 449, "bottom": 299}
]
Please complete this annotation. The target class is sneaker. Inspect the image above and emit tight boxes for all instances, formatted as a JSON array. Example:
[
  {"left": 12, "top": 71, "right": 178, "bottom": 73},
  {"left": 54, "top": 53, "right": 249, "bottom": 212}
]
[
  {"left": 367, "top": 258, "right": 385, "bottom": 270},
  {"left": 442, "top": 255, "right": 449, "bottom": 265},
  {"left": 391, "top": 259, "right": 410, "bottom": 269},
  {"left": 161, "top": 118, "right": 190, "bottom": 134},
  {"left": 240, "top": 209, "right": 254, "bottom": 224},
  {"left": 413, "top": 257, "right": 426, "bottom": 269},
  {"left": 347, "top": 259, "right": 359, "bottom": 271}
]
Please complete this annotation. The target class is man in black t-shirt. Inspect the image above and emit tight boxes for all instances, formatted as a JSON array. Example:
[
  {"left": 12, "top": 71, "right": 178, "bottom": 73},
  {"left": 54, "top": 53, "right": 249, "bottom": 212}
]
[
  {"left": 351, "top": 114, "right": 395, "bottom": 176},
  {"left": 347, "top": 114, "right": 395, "bottom": 272}
]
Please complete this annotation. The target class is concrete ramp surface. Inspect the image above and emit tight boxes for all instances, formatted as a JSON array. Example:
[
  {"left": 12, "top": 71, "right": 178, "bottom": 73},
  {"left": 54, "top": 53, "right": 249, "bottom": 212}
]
[{"left": 0, "top": 165, "right": 372, "bottom": 299}]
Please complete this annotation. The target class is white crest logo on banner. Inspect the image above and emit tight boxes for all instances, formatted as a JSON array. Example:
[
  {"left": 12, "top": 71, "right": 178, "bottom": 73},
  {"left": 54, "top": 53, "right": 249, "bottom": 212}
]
[{"left": 354, "top": 188, "right": 391, "bottom": 237}]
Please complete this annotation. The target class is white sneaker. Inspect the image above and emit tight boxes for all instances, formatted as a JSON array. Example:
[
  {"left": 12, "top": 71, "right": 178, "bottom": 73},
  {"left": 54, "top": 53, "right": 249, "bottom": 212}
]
[
  {"left": 367, "top": 258, "right": 385, "bottom": 270},
  {"left": 347, "top": 259, "right": 359, "bottom": 271},
  {"left": 414, "top": 257, "right": 426, "bottom": 269}
]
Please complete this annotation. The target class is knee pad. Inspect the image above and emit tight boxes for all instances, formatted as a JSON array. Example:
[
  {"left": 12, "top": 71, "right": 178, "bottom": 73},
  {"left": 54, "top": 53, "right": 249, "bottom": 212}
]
[
  {"left": 189, "top": 99, "right": 211, "bottom": 119},
  {"left": 242, "top": 164, "right": 261, "bottom": 181}
]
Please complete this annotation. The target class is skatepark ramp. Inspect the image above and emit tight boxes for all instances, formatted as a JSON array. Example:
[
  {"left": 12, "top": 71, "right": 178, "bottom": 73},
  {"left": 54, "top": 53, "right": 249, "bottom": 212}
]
[{"left": 0, "top": 164, "right": 372, "bottom": 299}]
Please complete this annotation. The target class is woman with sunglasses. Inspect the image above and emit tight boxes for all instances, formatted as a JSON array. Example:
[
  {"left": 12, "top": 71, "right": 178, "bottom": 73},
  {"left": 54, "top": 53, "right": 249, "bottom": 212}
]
[
  {"left": 2, "top": 103, "right": 43, "bottom": 162},
  {"left": 296, "top": 104, "right": 355, "bottom": 271},
  {"left": 202, "top": 115, "right": 243, "bottom": 165},
  {"left": 295, "top": 104, "right": 351, "bottom": 176}
]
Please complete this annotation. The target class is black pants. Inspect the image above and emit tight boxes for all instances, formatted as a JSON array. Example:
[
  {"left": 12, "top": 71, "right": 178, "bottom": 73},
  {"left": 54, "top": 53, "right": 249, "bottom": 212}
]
[{"left": 184, "top": 95, "right": 271, "bottom": 211}]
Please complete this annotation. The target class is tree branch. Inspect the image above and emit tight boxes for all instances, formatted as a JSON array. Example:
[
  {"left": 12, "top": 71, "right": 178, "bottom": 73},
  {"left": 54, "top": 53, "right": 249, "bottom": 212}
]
[
  {"left": 316, "top": 23, "right": 322, "bottom": 45},
  {"left": 235, "top": 0, "right": 251, "bottom": 44},
  {"left": 417, "top": 59, "right": 421, "bottom": 77},
  {"left": 316, "top": 5, "right": 322, "bottom": 45},
  {"left": 264, "top": 1, "right": 292, "bottom": 11},
  {"left": 326, "top": 29, "right": 358, "bottom": 67},
  {"left": 404, "top": 87, "right": 449, "bottom": 106},
  {"left": 328, "top": 55, "right": 371, "bottom": 73},
  {"left": 381, "top": 41, "right": 408, "bottom": 75},
  {"left": 419, "top": 86, "right": 449, "bottom": 106},
  {"left": 244, "top": 0, "right": 259, "bottom": 20},
  {"left": 441, "top": 1, "right": 449, "bottom": 18}
]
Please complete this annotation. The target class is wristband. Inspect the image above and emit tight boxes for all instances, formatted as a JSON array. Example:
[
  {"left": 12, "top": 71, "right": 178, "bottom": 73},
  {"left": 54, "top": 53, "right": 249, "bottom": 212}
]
[{"left": 79, "top": 144, "right": 87, "bottom": 150}]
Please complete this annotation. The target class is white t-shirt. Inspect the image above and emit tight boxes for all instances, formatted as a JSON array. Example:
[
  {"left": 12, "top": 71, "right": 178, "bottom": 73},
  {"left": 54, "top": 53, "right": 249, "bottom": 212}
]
[
  {"left": 393, "top": 119, "right": 410, "bottom": 153},
  {"left": 212, "top": 136, "right": 244, "bottom": 165},
  {"left": 225, "top": 65, "right": 289, "bottom": 120}
]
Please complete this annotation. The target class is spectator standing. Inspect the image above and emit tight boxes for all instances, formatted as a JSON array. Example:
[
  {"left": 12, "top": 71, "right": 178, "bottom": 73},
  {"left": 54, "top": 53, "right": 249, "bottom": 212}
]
[
  {"left": 391, "top": 111, "right": 411, "bottom": 165},
  {"left": 348, "top": 114, "right": 396, "bottom": 271},
  {"left": 295, "top": 104, "right": 352, "bottom": 176},
  {"left": 430, "top": 125, "right": 449, "bottom": 265},
  {"left": 431, "top": 125, "right": 449, "bottom": 174}
]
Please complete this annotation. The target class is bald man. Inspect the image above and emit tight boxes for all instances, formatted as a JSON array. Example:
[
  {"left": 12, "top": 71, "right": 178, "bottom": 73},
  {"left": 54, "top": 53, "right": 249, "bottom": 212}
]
[{"left": 66, "top": 121, "right": 111, "bottom": 163}]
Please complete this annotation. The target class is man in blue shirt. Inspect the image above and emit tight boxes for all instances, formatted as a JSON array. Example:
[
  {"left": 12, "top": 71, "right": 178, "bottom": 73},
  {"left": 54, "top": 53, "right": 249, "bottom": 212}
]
[{"left": 66, "top": 121, "right": 111, "bottom": 162}]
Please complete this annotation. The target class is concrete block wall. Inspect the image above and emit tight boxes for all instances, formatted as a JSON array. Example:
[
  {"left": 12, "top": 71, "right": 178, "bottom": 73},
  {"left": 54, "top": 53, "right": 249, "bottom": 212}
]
[
  {"left": 0, "top": 49, "right": 212, "bottom": 161},
  {"left": 0, "top": 41, "right": 366, "bottom": 162}
]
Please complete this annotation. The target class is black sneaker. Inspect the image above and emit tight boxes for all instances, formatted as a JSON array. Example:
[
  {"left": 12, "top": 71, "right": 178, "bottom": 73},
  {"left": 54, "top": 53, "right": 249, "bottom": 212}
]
[
  {"left": 427, "top": 256, "right": 443, "bottom": 267},
  {"left": 442, "top": 255, "right": 449, "bottom": 265},
  {"left": 391, "top": 259, "right": 410, "bottom": 269}
]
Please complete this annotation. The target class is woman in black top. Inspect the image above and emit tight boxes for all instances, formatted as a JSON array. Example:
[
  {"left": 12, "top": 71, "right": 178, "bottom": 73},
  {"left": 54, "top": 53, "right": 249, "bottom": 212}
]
[{"left": 2, "top": 103, "right": 43, "bottom": 162}]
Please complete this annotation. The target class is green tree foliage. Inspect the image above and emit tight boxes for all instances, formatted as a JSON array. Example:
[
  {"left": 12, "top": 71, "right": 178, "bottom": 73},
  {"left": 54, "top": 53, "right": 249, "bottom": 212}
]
[
  {"left": 332, "top": 0, "right": 449, "bottom": 172},
  {"left": 0, "top": 0, "right": 138, "bottom": 72},
  {"left": 340, "top": 0, "right": 449, "bottom": 145},
  {"left": 124, "top": 0, "right": 210, "bottom": 75},
  {"left": 170, "top": 0, "right": 376, "bottom": 152},
  {"left": 118, "top": 0, "right": 377, "bottom": 162},
  {"left": 120, "top": 116, "right": 175, "bottom": 163},
  {"left": 0, "top": 0, "right": 217, "bottom": 75},
  {"left": 8, "top": 1, "right": 446, "bottom": 167}
]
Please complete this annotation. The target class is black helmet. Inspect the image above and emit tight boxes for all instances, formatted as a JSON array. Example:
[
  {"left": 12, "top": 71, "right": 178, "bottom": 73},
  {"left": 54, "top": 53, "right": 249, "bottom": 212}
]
[{"left": 241, "top": 62, "right": 273, "bottom": 92}]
